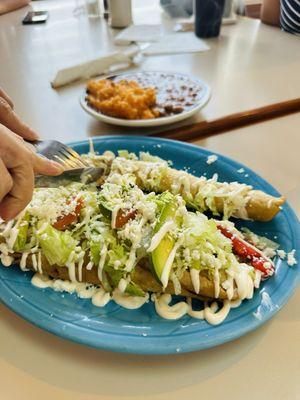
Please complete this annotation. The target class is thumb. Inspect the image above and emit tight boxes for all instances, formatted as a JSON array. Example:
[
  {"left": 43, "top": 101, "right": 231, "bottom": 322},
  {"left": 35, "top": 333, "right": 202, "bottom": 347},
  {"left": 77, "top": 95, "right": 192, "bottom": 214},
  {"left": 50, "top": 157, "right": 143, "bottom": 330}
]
[{"left": 32, "top": 153, "right": 65, "bottom": 176}]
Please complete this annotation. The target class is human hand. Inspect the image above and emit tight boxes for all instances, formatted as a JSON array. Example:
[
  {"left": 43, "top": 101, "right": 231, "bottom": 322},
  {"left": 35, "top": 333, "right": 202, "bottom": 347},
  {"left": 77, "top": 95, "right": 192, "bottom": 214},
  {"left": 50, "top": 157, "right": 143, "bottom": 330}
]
[
  {"left": 0, "top": 0, "right": 30, "bottom": 16},
  {"left": 0, "top": 88, "right": 63, "bottom": 221}
]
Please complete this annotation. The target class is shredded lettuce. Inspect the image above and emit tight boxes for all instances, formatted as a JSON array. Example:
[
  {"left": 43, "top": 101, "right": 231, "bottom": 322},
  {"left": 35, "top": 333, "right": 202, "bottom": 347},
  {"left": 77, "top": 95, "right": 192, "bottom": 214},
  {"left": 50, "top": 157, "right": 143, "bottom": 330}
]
[
  {"left": 241, "top": 227, "right": 279, "bottom": 250},
  {"left": 107, "top": 244, "right": 129, "bottom": 268},
  {"left": 90, "top": 241, "right": 101, "bottom": 265},
  {"left": 139, "top": 151, "right": 168, "bottom": 165},
  {"left": 13, "top": 213, "right": 30, "bottom": 252},
  {"left": 104, "top": 265, "right": 145, "bottom": 297},
  {"left": 241, "top": 227, "right": 279, "bottom": 257},
  {"left": 38, "top": 224, "right": 77, "bottom": 266},
  {"left": 177, "top": 212, "right": 233, "bottom": 275},
  {"left": 152, "top": 191, "right": 175, "bottom": 213},
  {"left": 125, "top": 281, "right": 145, "bottom": 297},
  {"left": 117, "top": 150, "right": 138, "bottom": 160}
]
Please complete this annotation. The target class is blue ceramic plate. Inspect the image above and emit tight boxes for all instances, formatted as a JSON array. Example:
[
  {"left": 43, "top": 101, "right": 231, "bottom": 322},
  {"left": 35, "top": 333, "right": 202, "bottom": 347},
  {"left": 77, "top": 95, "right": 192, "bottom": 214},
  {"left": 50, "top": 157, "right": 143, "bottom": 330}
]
[{"left": 0, "top": 136, "right": 299, "bottom": 354}]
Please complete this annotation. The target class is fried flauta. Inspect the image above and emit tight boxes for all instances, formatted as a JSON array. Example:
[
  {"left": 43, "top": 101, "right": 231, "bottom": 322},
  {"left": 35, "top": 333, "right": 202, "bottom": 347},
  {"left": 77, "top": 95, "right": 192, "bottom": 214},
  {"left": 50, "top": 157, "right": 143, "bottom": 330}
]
[
  {"left": 109, "top": 158, "right": 285, "bottom": 222},
  {"left": 17, "top": 253, "right": 236, "bottom": 301}
]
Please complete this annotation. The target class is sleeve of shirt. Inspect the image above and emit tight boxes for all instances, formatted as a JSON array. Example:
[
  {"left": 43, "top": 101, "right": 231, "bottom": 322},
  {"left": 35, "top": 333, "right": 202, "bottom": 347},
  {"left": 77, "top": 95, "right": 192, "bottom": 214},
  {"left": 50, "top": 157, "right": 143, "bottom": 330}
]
[{"left": 280, "top": 0, "right": 300, "bottom": 35}]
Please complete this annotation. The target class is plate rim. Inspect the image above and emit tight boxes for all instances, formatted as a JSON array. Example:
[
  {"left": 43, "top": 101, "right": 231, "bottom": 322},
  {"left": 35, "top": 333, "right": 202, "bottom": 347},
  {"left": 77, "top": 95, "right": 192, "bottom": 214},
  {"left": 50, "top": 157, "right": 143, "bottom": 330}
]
[
  {"left": 79, "top": 70, "right": 211, "bottom": 127},
  {"left": 1, "top": 136, "right": 299, "bottom": 355}
]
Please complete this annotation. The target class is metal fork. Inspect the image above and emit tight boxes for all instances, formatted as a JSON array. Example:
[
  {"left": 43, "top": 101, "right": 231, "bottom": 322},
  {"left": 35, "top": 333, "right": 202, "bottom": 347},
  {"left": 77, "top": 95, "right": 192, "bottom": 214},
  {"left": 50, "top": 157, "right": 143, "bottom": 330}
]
[{"left": 26, "top": 140, "right": 89, "bottom": 169}]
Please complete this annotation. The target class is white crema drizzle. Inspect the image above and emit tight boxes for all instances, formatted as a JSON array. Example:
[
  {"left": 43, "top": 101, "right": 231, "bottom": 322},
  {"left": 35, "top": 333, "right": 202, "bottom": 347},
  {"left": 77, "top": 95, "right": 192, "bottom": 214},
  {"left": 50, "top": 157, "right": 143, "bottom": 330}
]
[
  {"left": 31, "top": 273, "right": 149, "bottom": 310},
  {"left": 147, "top": 220, "right": 176, "bottom": 253},
  {"left": 33, "top": 270, "right": 241, "bottom": 322},
  {"left": 30, "top": 268, "right": 249, "bottom": 325},
  {"left": 190, "top": 268, "right": 200, "bottom": 294},
  {"left": 113, "top": 289, "right": 149, "bottom": 309},
  {"left": 31, "top": 273, "right": 111, "bottom": 305},
  {"left": 155, "top": 294, "right": 242, "bottom": 325},
  {"left": 0, "top": 254, "right": 14, "bottom": 267}
]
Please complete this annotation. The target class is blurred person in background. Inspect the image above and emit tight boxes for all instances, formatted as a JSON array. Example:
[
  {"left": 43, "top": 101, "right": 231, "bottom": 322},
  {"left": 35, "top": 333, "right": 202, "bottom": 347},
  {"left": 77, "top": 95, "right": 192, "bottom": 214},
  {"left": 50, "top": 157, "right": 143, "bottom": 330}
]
[
  {"left": 160, "top": 0, "right": 299, "bottom": 34},
  {"left": 261, "top": 0, "right": 300, "bottom": 34}
]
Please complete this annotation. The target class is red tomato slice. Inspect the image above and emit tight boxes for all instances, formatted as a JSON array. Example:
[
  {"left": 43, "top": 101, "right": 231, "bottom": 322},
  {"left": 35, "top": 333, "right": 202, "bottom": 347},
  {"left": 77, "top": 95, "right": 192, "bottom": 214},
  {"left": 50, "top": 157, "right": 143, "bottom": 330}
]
[
  {"left": 115, "top": 209, "right": 137, "bottom": 229},
  {"left": 217, "top": 223, "right": 275, "bottom": 279},
  {"left": 53, "top": 197, "right": 83, "bottom": 231}
]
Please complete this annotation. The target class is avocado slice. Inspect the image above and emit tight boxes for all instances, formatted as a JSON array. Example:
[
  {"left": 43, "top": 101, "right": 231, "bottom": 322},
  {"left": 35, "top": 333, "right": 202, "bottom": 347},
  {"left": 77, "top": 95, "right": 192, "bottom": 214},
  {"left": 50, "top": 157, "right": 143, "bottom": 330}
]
[
  {"left": 151, "top": 194, "right": 177, "bottom": 285},
  {"left": 98, "top": 199, "right": 113, "bottom": 221}
]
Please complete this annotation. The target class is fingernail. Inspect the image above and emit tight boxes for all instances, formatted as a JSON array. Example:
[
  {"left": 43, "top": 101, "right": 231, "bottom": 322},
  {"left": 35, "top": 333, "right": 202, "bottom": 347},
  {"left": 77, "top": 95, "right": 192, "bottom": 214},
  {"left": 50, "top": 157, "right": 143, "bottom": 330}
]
[
  {"left": 24, "top": 125, "right": 39, "bottom": 141},
  {"left": 29, "top": 130, "right": 39, "bottom": 140},
  {"left": 50, "top": 161, "right": 65, "bottom": 172},
  {"left": 0, "top": 210, "right": 14, "bottom": 222}
]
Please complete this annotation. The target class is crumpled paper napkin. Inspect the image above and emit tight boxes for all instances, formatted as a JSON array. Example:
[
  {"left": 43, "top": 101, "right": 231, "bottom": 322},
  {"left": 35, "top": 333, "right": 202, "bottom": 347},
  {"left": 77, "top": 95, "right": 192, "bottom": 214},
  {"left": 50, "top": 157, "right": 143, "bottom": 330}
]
[{"left": 51, "top": 45, "right": 141, "bottom": 88}]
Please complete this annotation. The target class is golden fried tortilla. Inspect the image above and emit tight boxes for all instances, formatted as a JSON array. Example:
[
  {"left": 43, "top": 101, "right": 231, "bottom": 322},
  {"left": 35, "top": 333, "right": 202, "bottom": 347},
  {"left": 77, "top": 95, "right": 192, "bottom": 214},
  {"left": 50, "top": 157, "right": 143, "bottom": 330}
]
[
  {"left": 109, "top": 159, "right": 285, "bottom": 222},
  {"left": 16, "top": 253, "right": 237, "bottom": 301}
]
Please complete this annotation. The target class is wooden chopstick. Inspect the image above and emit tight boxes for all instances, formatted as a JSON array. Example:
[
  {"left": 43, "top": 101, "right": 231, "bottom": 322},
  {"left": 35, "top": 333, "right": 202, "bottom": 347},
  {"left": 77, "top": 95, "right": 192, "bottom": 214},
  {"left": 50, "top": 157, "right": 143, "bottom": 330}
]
[{"left": 152, "top": 98, "right": 300, "bottom": 142}]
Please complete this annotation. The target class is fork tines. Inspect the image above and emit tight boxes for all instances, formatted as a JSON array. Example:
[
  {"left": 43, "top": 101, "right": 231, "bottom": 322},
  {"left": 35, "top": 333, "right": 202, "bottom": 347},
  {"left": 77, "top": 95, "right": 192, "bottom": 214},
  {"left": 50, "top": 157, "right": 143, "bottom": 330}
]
[{"left": 32, "top": 140, "right": 89, "bottom": 169}]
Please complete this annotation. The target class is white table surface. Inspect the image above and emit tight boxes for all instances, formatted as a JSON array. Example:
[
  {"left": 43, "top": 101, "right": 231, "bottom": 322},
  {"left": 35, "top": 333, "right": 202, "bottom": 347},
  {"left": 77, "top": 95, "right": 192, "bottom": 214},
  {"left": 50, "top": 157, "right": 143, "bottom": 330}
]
[{"left": 0, "top": 2, "right": 299, "bottom": 399}]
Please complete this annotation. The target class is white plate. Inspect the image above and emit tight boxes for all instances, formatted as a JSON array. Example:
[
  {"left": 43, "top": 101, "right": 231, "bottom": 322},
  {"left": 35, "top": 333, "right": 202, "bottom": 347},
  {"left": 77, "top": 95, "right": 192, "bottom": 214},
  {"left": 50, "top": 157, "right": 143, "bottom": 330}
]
[{"left": 80, "top": 71, "right": 211, "bottom": 127}]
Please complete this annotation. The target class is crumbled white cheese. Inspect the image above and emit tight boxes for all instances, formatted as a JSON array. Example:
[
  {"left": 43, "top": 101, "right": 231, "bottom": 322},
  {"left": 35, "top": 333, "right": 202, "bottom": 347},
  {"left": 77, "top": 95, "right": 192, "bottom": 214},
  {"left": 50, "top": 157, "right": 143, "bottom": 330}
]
[
  {"left": 277, "top": 249, "right": 286, "bottom": 259},
  {"left": 191, "top": 249, "right": 200, "bottom": 260},
  {"left": 114, "top": 260, "right": 122, "bottom": 268},
  {"left": 170, "top": 271, "right": 181, "bottom": 295},
  {"left": 287, "top": 250, "right": 297, "bottom": 266},
  {"left": 183, "top": 248, "right": 191, "bottom": 263},
  {"left": 27, "top": 186, "right": 84, "bottom": 224},
  {"left": 237, "top": 168, "right": 245, "bottom": 173},
  {"left": 206, "top": 154, "right": 218, "bottom": 165}
]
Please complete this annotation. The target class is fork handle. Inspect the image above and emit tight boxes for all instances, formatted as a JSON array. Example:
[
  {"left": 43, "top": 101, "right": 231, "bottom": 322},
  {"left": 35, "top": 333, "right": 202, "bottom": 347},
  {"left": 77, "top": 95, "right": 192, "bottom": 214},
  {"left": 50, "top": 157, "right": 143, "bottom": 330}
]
[{"left": 24, "top": 139, "right": 58, "bottom": 161}]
